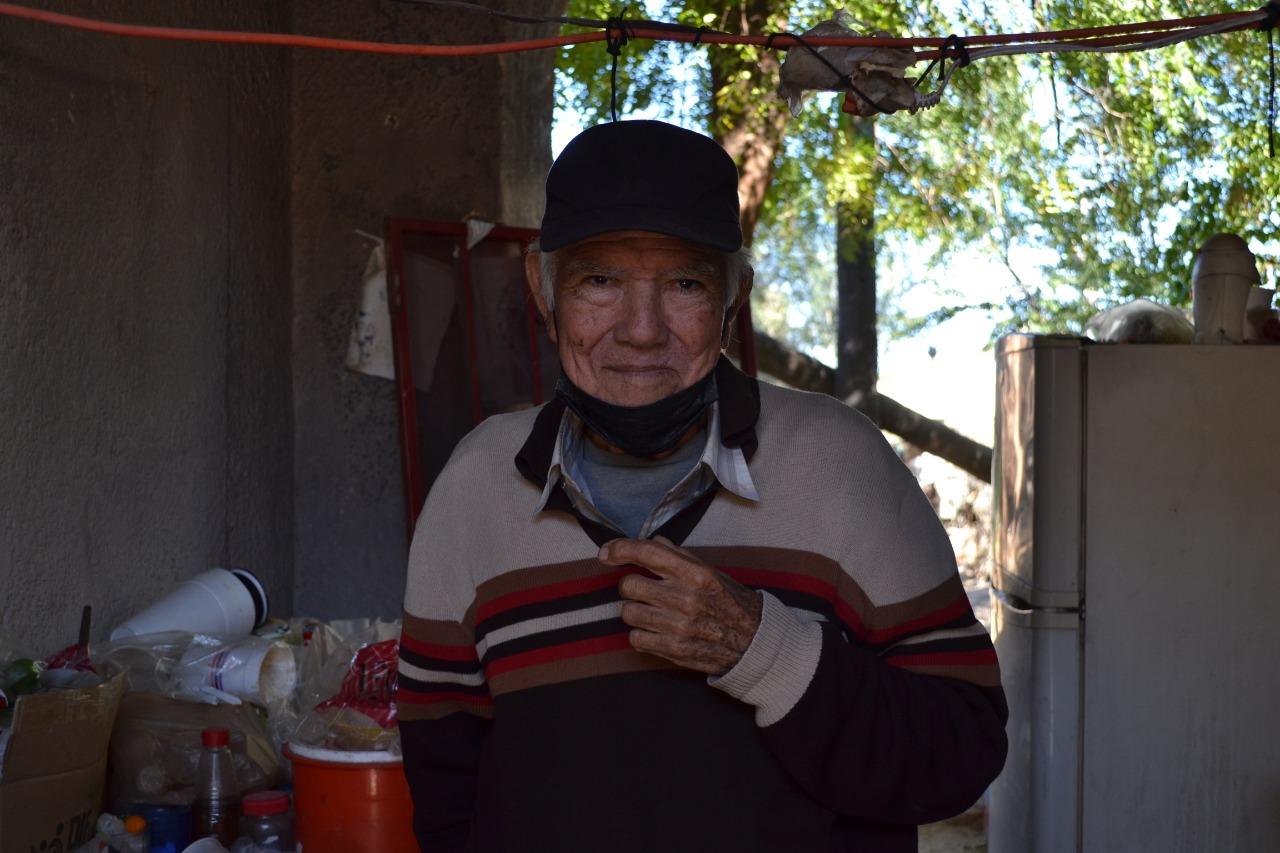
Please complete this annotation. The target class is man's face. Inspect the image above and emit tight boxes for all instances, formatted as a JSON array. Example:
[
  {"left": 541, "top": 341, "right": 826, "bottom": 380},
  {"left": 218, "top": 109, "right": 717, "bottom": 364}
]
[{"left": 527, "top": 231, "right": 747, "bottom": 407}]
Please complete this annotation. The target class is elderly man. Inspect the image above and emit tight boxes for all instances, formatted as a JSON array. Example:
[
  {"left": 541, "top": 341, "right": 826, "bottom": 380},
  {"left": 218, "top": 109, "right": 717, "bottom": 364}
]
[{"left": 397, "top": 120, "right": 1007, "bottom": 853}]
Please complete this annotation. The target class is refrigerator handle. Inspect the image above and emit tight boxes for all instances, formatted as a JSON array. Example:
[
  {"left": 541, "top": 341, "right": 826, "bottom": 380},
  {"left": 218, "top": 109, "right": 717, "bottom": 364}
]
[{"left": 991, "top": 587, "right": 1080, "bottom": 630}]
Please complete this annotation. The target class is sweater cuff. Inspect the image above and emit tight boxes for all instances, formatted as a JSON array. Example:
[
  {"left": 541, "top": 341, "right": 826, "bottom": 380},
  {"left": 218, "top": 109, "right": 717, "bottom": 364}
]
[{"left": 708, "top": 590, "right": 823, "bottom": 727}]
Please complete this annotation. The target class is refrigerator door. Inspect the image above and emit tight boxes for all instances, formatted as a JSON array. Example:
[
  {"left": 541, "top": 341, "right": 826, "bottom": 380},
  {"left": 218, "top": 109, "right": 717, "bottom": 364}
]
[
  {"left": 993, "top": 335, "right": 1085, "bottom": 609},
  {"left": 988, "top": 588, "right": 1081, "bottom": 853},
  {"left": 1081, "top": 345, "right": 1280, "bottom": 852}
]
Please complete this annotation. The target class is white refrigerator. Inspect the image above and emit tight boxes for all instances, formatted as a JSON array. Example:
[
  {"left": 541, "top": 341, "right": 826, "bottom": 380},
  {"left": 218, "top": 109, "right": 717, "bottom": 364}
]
[{"left": 987, "top": 334, "right": 1280, "bottom": 853}]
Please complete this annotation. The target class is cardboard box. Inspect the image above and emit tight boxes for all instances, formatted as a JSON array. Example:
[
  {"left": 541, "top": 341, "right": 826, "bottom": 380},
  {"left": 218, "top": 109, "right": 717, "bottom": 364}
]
[{"left": 0, "top": 671, "right": 126, "bottom": 853}]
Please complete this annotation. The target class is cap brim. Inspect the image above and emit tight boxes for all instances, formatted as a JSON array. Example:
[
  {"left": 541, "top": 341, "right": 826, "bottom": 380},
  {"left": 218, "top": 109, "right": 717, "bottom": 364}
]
[{"left": 539, "top": 204, "right": 742, "bottom": 253}]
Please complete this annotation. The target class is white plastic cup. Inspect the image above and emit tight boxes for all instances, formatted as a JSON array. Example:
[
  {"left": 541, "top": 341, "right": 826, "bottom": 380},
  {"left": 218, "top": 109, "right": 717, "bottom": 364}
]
[
  {"left": 176, "top": 637, "right": 297, "bottom": 706},
  {"left": 110, "top": 568, "right": 269, "bottom": 641},
  {"left": 1192, "top": 234, "right": 1260, "bottom": 345}
]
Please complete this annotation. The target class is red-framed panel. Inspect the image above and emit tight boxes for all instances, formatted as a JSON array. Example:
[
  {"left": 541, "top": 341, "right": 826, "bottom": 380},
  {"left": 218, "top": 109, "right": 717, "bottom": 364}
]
[{"left": 385, "top": 217, "right": 758, "bottom": 541}]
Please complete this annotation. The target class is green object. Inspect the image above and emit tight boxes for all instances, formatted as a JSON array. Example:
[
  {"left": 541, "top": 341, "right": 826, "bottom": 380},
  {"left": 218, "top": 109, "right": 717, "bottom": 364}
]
[{"left": 0, "top": 658, "right": 41, "bottom": 699}]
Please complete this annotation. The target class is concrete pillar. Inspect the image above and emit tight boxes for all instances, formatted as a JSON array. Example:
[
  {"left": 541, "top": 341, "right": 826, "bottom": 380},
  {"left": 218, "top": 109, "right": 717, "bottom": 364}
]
[{"left": 289, "top": 1, "right": 559, "bottom": 618}]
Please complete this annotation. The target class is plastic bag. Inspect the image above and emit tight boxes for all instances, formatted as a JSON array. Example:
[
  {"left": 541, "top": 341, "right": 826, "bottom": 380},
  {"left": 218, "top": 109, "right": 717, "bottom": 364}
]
[
  {"left": 1084, "top": 298, "right": 1194, "bottom": 344},
  {"left": 281, "top": 618, "right": 402, "bottom": 753},
  {"left": 777, "top": 12, "right": 917, "bottom": 117},
  {"left": 95, "top": 632, "right": 295, "bottom": 707},
  {"left": 107, "top": 691, "right": 283, "bottom": 810}
]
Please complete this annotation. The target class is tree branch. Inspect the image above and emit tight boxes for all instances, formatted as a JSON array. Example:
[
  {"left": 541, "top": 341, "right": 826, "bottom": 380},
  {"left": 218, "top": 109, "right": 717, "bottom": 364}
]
[{"left": 737, "top": 330, "right": 993, "bottom": 482}]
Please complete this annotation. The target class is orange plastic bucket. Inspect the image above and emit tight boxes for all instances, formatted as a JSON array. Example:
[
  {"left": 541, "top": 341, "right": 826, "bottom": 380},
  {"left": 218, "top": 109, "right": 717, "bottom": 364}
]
[{"left": 285, "top": 743, "right": 416, "bottom": 852}]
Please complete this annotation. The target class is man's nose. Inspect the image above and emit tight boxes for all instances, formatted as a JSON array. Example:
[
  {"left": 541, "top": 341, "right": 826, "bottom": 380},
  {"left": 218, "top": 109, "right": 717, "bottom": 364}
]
[{"left": 615, "top": 282, "right": 668, "bottom": 347}]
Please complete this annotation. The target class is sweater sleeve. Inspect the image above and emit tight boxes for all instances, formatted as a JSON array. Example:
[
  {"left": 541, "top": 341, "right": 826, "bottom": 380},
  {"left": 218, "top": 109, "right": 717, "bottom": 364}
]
[
  {"left": 397, "top": 432, "right": 495, "bottom": 852},
  {"left": 713, "top": 405, "right": 1008, "bottom": 826},
  {"left": 398, "top": 613, "right": 492, "bottom": 851}
]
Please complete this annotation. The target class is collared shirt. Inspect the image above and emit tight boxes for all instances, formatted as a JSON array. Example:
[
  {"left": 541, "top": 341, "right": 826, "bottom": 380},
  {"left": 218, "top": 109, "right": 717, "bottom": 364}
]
[{"left": 533, "top": 401, "right": 759, "bottom": 538}]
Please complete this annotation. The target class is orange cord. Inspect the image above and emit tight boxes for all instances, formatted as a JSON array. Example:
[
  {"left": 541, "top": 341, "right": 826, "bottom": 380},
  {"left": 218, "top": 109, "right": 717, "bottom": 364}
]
[{"left": 0, "top": 1, "right": 1265, "bottom": 61}]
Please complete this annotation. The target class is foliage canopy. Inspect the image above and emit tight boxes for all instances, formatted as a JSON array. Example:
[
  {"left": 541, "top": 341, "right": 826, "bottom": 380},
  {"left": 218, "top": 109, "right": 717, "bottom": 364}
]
[{"left": 556, "top": 1, "right": 1279, "bottom": 353}]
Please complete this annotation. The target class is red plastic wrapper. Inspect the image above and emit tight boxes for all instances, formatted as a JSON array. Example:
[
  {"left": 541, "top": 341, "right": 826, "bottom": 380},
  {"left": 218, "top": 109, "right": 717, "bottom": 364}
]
[{"left": 315, "top": 639, "right": 398, "bottom": 728}]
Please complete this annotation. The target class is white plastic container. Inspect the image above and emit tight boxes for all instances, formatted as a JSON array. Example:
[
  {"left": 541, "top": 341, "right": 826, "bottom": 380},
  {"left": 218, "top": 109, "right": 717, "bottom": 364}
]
[
  {"left": 1191, "top": 233, "right": 1260, "bottom": 345},
  {"left": 175, "top": 637, "right": 296, "bottom": 706},
  {"left": 110, "top": 568, "right": 268, "bottom": 641}
]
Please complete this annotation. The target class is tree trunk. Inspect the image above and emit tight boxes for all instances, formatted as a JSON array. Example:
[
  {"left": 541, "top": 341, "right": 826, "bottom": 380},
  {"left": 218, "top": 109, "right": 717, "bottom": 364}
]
[
  {"left": 741, "top": 330, "right": 993, "bottom": 482},
  {"left": 706, "top": 2, "right": 792, "bottom": 247},
  {"left": 835, "top": 115, "right": 878, "bottom": 419}
]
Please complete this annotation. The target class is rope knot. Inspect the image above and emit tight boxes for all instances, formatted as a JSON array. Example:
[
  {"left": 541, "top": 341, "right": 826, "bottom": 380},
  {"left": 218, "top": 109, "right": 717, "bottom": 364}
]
[
  {"left": 1261, "top": 2, "right": 1280, "bottom": 30},
  {"left": 605, "top": 15, "right": 632, "bottom": 56},
  {"left": 945, "top": 33, "right": 971, "bottom": 67}
]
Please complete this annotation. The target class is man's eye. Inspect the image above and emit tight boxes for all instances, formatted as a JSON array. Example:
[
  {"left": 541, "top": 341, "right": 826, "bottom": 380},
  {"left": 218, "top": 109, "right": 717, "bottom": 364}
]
[
  {"left": 675, "top": 279, "right": 703, "bottom": 291},
  {"left": 587, "top": 275, "right": 611, "bottom": 286}
]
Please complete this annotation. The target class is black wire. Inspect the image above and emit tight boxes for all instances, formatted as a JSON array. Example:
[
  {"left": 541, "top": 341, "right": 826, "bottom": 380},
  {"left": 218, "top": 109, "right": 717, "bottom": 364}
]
[
  {"left": 1269, "top": 24, "right": 1276, "bottom": 157},
  {"left": 1262, "top": 2, "right": 1280, "bottom": 157},
  {"left": 605, "top": 14, "right": 633, "bottom": 123},
  {"left": 914, "top": 33, "right": 968, "bottom": 92}
]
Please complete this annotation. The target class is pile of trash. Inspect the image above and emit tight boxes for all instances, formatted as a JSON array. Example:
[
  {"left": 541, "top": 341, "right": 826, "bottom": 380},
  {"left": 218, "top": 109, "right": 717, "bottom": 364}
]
[{"left": 0, "top": 567, "right": 409, "bottom": 852}]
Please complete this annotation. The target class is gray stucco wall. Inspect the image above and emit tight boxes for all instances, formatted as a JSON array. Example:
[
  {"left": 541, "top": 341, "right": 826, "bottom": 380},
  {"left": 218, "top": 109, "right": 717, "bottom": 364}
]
[
  {"left": 0, "top": 3, "right": 293, "bottom": 653},
  {"left": 290, "top": 1, "right": 557, "bottom": 619},
  {"left": 0, "top": 1, "right": 558, "bottom": 647}
]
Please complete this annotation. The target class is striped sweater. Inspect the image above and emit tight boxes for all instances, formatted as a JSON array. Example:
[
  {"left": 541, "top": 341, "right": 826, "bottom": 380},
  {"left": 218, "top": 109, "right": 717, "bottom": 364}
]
[{"left": 398, "top": 359, "right": 1007, "bottom": 852}]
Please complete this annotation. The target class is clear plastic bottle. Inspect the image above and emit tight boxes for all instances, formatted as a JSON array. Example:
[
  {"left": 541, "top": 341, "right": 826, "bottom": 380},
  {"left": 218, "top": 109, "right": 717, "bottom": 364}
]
[
  {"left": 191, "top": 727, "right": 240, "bottom": 845},
  {"left": 237, "top": 791, "right": 294, "bottom": 851}
]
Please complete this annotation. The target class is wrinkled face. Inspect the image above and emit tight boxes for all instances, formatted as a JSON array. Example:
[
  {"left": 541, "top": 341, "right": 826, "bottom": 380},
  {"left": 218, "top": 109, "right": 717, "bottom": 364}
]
[{"left": 527, "top": 231, "right": 745, "bottom": 407}]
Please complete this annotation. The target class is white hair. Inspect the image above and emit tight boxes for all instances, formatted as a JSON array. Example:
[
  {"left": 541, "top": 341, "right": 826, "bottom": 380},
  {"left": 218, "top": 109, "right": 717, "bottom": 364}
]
[{"left": 532, "top": 239, "right": 752, "bottom": 313}]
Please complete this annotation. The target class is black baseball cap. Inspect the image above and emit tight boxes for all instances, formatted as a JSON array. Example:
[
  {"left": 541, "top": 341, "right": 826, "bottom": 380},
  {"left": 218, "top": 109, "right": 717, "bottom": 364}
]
[{"left": 539, "top": 120, "right": 743, "bottom": 252}]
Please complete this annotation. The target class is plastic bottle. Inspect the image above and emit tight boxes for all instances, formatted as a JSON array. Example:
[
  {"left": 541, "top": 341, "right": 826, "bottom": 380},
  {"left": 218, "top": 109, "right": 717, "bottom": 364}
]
[
  {"left": 112, "top": 815, "right": 149, "bottom": 853},
  {"left": 192, "top": 727, "right": 240, "bottom": 845},
  {"left": 237, "top": 791, "right": 294, "bottom": 851}
]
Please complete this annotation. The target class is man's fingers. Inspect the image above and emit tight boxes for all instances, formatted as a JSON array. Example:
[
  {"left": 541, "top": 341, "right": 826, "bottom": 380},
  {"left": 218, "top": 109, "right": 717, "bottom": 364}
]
[
  {"left": 620, "top": 601, "right": 683, "bottom": 635},
  {"left": 599, "top": 538, "right": 704, "bottom": 581},
  {"left": 651, "top": 535, "right": 700, "bottom": 561},
  {"left": 618, "top": 573, "right": 689, "bottom": 611}
]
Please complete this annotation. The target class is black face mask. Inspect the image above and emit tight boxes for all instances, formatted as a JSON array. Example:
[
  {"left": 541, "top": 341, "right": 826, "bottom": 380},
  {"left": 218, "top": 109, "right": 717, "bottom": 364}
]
[{"left": 555, "top": 370, "right": 718, "bottom": 458}]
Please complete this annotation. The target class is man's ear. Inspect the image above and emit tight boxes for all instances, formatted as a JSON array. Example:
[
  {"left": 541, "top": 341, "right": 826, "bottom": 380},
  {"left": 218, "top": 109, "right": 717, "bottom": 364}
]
[
  {"left": 721, "top": 266, "right": 754, "bottom": 350},
  {"left": 524, "top": 248, "right": 558, "bottom": 344}
]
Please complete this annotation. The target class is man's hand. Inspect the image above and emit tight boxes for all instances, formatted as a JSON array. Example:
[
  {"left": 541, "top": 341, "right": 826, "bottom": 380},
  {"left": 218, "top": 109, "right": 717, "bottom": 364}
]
[{"left": 601, "top": 536, "right": 763, "bottom": 676}]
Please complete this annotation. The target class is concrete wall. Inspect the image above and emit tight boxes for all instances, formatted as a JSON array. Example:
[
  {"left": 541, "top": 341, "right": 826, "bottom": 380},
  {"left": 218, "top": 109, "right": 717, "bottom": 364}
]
[
  {"left": 290, "top": 1, "right": 557, "bottom": 619},
  {"left": 0, "top": 3, "right": 293, "bottom": 653},
  {"left": 0, "top": 0, "right": 558, "bottom": 647}
]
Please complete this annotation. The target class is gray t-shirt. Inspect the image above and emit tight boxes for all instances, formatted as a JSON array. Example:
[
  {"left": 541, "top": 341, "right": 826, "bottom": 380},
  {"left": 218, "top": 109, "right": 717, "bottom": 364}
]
[{"left": 577, "top": 429, "right": 706, "bottom": 538}]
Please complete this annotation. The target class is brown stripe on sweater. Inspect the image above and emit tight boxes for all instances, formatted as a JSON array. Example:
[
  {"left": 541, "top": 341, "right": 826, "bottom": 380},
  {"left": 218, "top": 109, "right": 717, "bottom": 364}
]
[
  {"left": 691, "top": 545, "right": 965, "bottom": 636},
  {"left": 467, "top": 558, "right": 610, "bottom": 624},
  {"left": 489, "top": 647, "right": 679, "bottom": 697},
  {"left": 396, "top": 697, "right": 495, "bottom": 722},
  {"left": 403, "top": 610, "right": 475, "bottom": 645}
]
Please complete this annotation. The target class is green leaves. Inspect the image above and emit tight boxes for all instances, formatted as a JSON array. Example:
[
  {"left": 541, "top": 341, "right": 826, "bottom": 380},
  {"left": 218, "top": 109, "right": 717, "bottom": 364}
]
[{"left": 556, "top": 1, "right": 1278, "bottom": 350}]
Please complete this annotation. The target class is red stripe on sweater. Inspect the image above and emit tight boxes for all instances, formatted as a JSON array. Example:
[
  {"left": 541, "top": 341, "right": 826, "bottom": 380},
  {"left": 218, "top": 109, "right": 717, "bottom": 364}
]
[
  {"left": 400, "top": 633, "right": 479, "bottom": 663},
  {"left": 716, "top": 566, "right": 869, "bottom": 639},
  {"left": 867, "top": 597, "right": 973, "bottom": 646},
  {"left": 718, "top": 565, "right": 971, "bottom": 646},
  {"left": 476, "top": 570, "right": 632, "bottom": 624},
  {"left": 395, "top": 688, "right": 493, "bottom": 706},
  {"left": 885, "top": 649, "right": 998, "bottom": 668},
  {"left": 485, "top": 632, "right": 633, "bottom": 678}
]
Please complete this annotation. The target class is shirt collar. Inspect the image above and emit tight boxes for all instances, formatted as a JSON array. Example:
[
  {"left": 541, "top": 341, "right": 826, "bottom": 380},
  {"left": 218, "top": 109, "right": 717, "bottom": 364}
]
[{"left": 529, "top": 386, "right": 760, "bottom": 519}]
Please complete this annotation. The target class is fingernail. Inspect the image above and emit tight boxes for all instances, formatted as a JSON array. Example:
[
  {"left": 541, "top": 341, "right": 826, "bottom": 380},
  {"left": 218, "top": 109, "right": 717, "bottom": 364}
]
[{"left": 599, "top": 544, "right": 610, "bottom": 560}]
